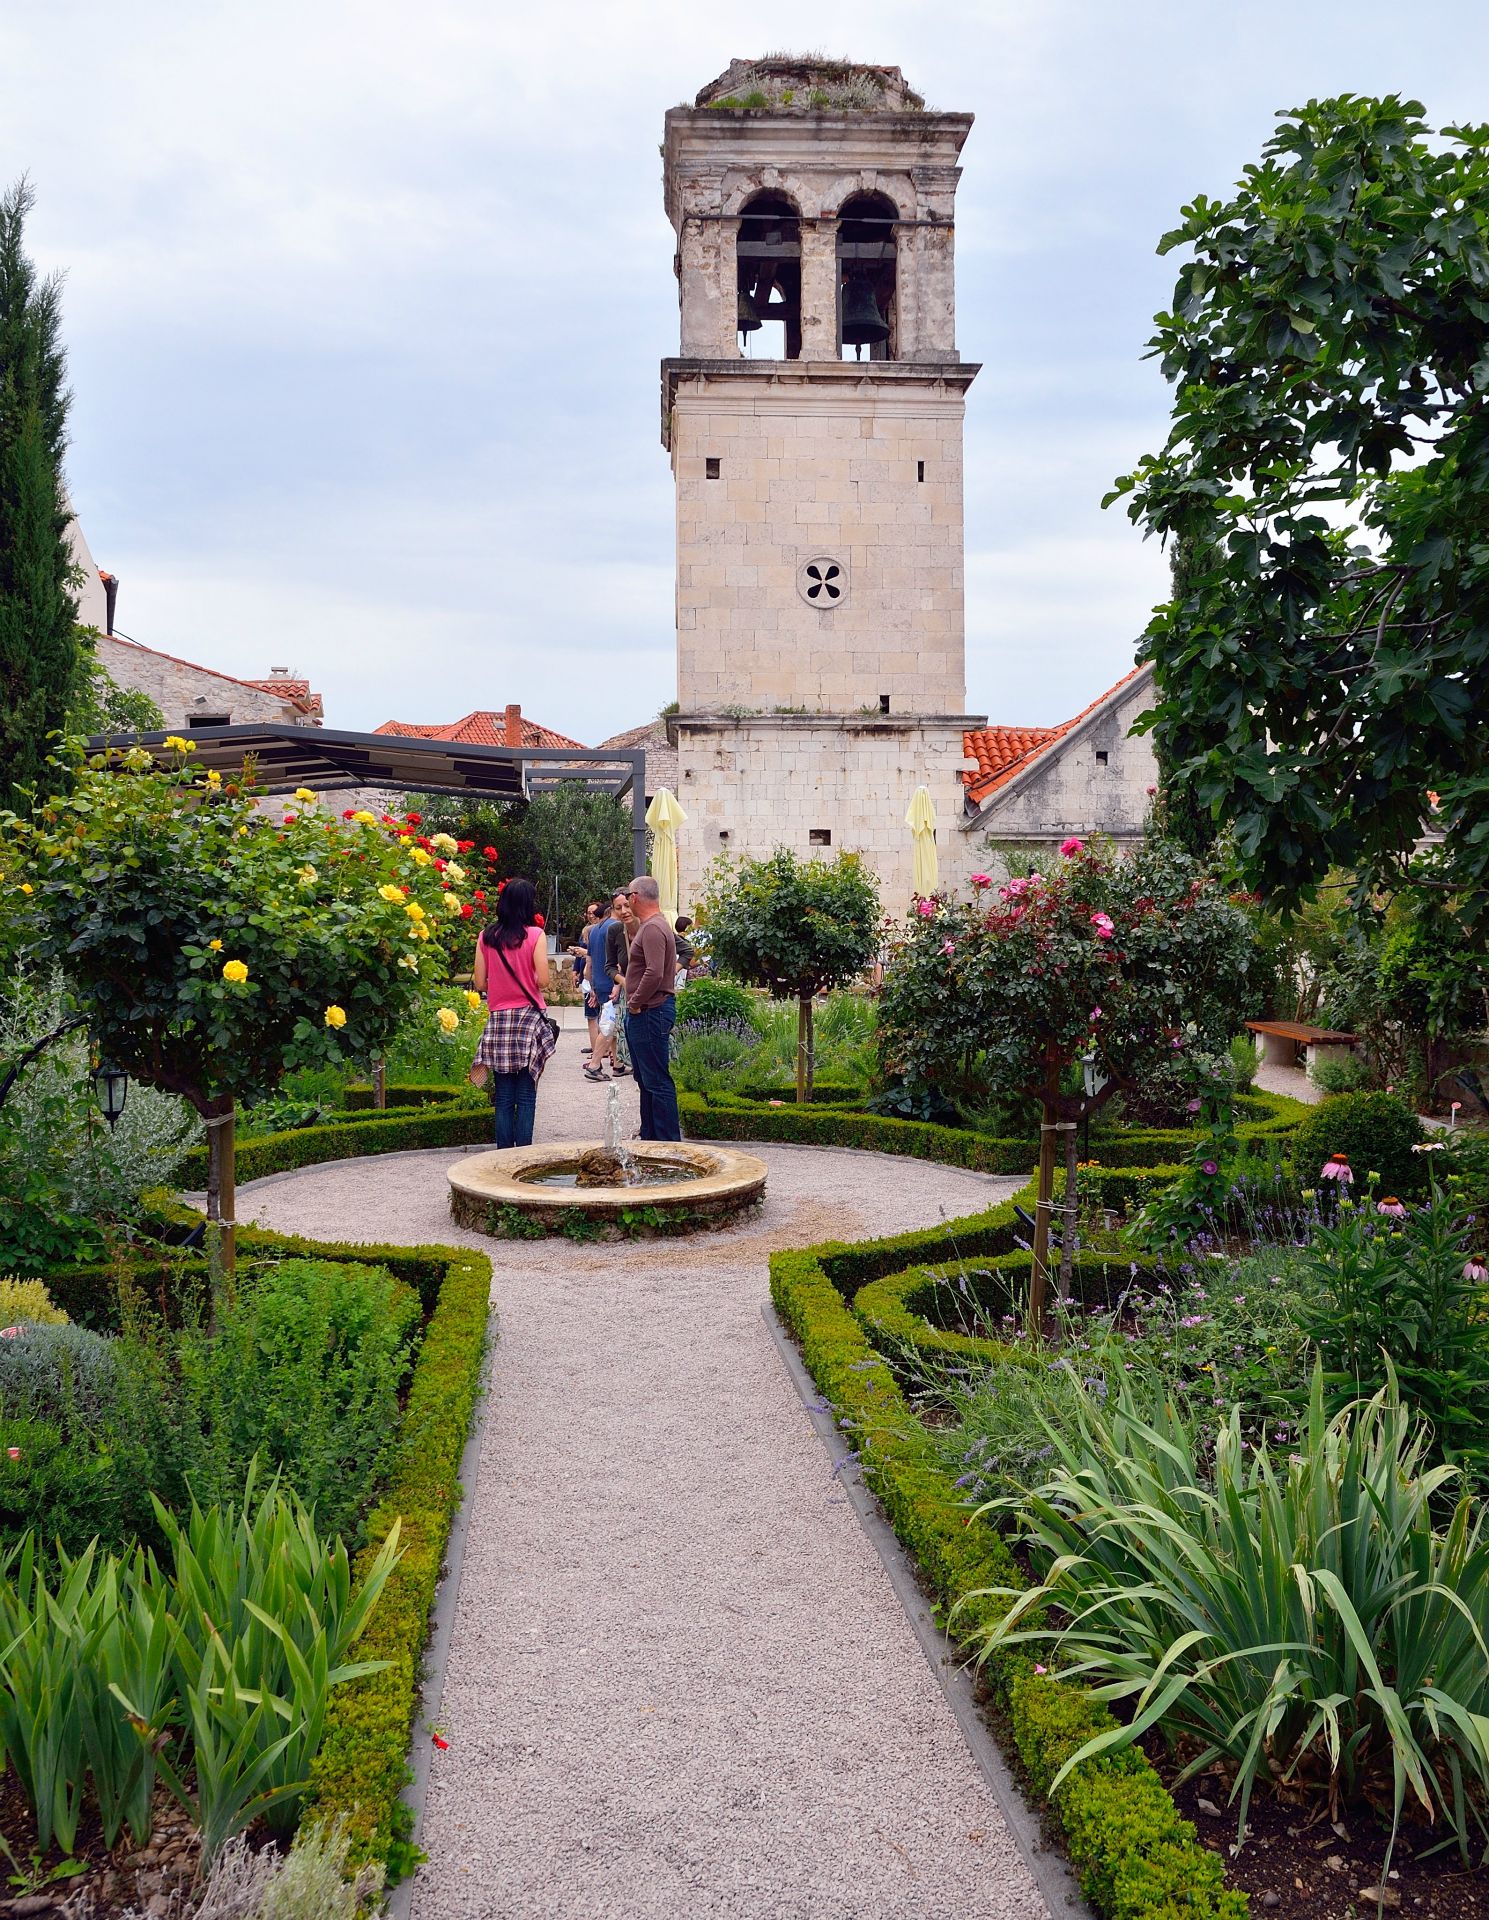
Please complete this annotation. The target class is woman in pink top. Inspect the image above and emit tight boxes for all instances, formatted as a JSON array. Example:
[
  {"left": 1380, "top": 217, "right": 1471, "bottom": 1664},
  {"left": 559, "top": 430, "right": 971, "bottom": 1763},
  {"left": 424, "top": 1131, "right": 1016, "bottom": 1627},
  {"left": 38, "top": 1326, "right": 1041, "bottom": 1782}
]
[{"left": 470, "top": 876, "right": 555, "bottom": 1148}]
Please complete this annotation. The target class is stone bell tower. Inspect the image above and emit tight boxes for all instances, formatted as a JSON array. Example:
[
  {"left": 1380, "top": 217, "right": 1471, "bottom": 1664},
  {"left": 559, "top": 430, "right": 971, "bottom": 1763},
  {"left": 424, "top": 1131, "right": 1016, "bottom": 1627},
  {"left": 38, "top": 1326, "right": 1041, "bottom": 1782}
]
[{"left": 660, "top": 57, "right": 986, "bottom": 908}]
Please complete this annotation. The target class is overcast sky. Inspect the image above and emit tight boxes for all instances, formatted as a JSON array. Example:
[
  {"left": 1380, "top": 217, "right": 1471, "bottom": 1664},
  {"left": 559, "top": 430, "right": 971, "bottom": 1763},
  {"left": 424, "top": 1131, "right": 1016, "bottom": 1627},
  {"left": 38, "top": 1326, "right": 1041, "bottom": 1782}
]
[{"left": 6, "top": 1, "right": 1488, "bottom": 742}]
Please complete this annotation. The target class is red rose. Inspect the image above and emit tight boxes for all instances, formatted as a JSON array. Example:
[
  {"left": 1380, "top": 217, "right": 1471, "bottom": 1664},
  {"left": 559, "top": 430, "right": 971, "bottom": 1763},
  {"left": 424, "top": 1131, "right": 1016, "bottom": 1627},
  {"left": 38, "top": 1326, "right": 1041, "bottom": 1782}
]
[
  {"left": 534, "top": 912, "right": 545, "bottom": 928},
  {"left": 473, "top": 889, "right": 486, "bottom": 903},
  {"left": 433, "top": 857, "right": 447, "bottom": 871},
  {"left": 283, "top": 813, "right": 296, "bottom": 823},
  {"left": 483, "top": 846, "right": 498, "bottom": 861},
  {"left": 406, "top": 811, "right": 422, "bottom": 825},
  {"left": 342, "top": 808, "right": 356, "bottom": 819},
  {"left": 458, "top": 839, "right": 474, "bottom": 852},
  {"left": 461, "top": 903, "right": 474, "bottom": 918}
]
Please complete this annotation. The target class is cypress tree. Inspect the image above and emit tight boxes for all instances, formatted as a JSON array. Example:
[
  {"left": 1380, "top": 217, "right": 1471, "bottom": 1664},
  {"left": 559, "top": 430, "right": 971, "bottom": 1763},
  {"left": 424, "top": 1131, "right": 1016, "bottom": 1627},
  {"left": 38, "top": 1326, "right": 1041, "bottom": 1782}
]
[{"left": 0, "top": 178, "right": 79, "bottom": 807}]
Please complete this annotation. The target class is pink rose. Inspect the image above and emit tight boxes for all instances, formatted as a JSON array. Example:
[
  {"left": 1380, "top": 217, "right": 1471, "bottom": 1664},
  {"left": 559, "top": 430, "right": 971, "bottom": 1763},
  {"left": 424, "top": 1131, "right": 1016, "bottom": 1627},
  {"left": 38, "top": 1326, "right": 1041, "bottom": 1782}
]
[
  {"left": 1145, "top": 785, "right": 1157, "bottom": 796},
  {"left": 1089, "top": 1007, "right": 1102, "bottom": 1022},
  {"left": 6, "top": 1448, "right": 17, "bottom": 1461},
  {"left": 942, "top": 939, "right": 956, "bottom": 955},
  {"left": 916, "top": 899, "right": 936, "bottom": 917},
  {"left": 1090, "top": 911, "right": 1115, "bottom": 939},
  {"left": 1059, "top": 837, "right": 1085, "bottom": 857},
  {"left": 969, "top": 873, "right": 993, "bottom": 889}
]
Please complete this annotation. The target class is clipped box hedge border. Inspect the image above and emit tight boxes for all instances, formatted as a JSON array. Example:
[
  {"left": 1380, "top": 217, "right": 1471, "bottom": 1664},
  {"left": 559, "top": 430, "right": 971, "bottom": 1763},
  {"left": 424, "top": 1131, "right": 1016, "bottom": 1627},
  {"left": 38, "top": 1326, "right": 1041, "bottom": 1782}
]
[
  {"left": 770, "top": 1210, "right": 1248, "bottom": 1920},
  {"left": 177, "top": 1094, "right": 490, "bottom": 1186},
  {"left": 683, "top": 1086, "right": 1306, "bottom": 1178},
  {"left": 127, "top": 1197, "right": 491, "bottom": 1877}
]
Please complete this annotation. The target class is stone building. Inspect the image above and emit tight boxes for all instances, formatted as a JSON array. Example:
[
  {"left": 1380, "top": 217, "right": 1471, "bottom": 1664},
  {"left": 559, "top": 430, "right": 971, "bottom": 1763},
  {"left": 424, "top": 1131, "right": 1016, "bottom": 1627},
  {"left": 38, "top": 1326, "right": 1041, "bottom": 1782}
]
[
  {"left": 653, "top": 57, "right": 1163, "bottom": 913},
  {"left": 660, "top": 58, "right": 988, "bottom": 911},
  {"left": 960, "top": 666, "right": 1160, "bottom": 867}
]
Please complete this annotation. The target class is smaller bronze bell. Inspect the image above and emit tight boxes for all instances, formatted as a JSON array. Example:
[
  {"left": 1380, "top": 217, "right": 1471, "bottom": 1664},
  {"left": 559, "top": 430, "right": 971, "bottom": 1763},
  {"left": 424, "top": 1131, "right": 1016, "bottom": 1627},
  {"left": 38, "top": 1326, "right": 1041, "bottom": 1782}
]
[
  {"left": 737, "top": 285, "right": 762, "bottom": 335},
  {"left": 840, "top": 274, "right": 889, "bottom": 355}
]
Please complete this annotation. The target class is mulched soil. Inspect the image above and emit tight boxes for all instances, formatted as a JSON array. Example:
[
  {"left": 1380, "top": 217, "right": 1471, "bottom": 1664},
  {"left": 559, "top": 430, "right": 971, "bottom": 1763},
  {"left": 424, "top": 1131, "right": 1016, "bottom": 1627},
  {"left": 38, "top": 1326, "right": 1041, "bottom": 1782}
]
[
  {"left": 0, "top": 1774, "right": 202, "bottom": 1919},
  {"left": 1151, "top": 1740, "right": 1489, "bottom": 1918}
]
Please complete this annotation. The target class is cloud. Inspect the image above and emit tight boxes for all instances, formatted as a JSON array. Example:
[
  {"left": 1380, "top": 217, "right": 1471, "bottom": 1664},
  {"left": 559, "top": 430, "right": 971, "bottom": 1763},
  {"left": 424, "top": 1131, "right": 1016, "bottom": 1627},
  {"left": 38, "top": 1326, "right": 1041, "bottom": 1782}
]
[{"left": 6, "top": 0, "right": 1489, "bottom": 748}]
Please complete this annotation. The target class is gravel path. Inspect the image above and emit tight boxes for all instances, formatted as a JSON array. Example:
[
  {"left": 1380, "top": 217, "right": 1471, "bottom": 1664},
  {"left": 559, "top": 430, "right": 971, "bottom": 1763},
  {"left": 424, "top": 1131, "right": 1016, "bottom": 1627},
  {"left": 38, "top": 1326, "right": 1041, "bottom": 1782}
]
[{"left": 239, "top": 1057, "right": 1049, "bottom": 1920}]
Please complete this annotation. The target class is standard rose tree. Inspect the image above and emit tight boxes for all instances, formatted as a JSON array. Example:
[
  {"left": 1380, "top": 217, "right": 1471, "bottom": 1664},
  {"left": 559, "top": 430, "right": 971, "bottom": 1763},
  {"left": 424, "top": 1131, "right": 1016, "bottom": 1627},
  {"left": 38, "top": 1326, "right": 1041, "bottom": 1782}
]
[
  {"left": 879, "top": 837, "right": 1253, "bottom": 1329},
  {"left": 2, "top": 741, "right": 457, "bottom": 1257}
]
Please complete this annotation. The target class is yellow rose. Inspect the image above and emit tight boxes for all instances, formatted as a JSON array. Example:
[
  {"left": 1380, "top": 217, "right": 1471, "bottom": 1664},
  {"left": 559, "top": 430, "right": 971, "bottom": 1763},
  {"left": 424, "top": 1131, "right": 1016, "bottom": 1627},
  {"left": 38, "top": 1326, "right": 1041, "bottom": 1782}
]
[
  {"left": 324, "top": 1004, "right": 347, "bottom": 1029},
  {"left": 430, "top": 832, "right": 458, "bottom": 855},
  {"left": 436, "top": 1007, "right": 460, "bottom": 1033},
  {"left": 444, "top": 861, "right": 466, "bottom": 884},
  {"left": 442, "top": 893, "right": 463, "bottom": 914},
  {"left": 412, "top": 922, "right": 431, "bottom": 941},
  {"left": 208, "top": 938, "right": 223, "bottom": 952},
  {"left": 408, "top": 846, "right": 432, "bottom": 867},
  {"left": 162, "top": 735, "right": 194, "bottom": 753},
  {"left": 352, "top": 810, "right": 376, "bottom": 825},
  {"left": 18, "top": 883, "right": 33, "bottom": 895},
  {"left": 222, "top": 959, "right": 249, "bottom": 984},
  {"left": 464, "top": 989, "right": 482, "bottom": 1010},
  {"left": 205, "top": 769, "right": 222, "bottom": 787},
  {"left": 398, "top": 953, "right": 419, "bottom": 971},
  {"left": 293, "top": 788, "right": 318, "bottom": 804},
  {"left": 237, "top": 826, "right": 249, "bottom": 838},
  {"left": 405, "top": 901, "right": 426, "bottom": 921},
  {"left": 378, "top": 884, "right": 404, "bottom": 902},
  {"left": 295, "top": 864, "right": 318, "bottom": 885}
]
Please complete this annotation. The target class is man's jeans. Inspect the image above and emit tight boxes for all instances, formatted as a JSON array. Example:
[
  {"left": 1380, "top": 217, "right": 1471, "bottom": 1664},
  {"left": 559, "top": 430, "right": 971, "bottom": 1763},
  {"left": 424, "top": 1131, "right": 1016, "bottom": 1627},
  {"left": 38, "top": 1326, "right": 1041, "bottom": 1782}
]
[
  {"left": 624, "top": 999, "right": 680, "bottom": 1141},
  {"left": 492, "top": 1070, "right": 538, "bottom": 1149}
]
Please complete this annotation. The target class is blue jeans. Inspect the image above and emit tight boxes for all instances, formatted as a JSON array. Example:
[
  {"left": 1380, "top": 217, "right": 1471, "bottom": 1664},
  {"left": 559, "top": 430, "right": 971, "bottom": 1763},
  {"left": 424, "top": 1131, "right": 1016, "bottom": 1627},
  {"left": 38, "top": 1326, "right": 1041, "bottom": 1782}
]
[
  {"left": 492, "top": 1071, "right": 538, "bottom": 1149},
  {"left": 624, "top": 999, "right": 680, "bottom": 1141}
]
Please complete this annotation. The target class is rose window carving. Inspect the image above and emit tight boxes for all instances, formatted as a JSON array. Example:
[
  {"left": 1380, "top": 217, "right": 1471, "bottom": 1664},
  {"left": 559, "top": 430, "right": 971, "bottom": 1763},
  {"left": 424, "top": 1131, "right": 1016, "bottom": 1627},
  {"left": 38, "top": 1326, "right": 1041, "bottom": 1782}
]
[{"left": 798, "top": 556, "right": 847, "bottom": 607}]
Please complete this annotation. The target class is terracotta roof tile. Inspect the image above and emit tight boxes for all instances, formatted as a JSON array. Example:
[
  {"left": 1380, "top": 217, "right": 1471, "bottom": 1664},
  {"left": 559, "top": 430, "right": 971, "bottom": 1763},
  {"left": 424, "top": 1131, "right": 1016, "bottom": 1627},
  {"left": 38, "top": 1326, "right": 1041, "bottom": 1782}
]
[
  {"left": 375, "top": 710, "right": 586, "bottom": 751},
  {"left": 962, "top": 666, "right": 1146, "bottom": 807}
]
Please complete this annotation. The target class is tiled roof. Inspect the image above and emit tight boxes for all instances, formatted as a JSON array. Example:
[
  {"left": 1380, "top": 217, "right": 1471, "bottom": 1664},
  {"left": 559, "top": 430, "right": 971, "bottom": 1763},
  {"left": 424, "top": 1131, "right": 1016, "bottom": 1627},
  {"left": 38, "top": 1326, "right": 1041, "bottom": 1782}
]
[
  {"left": 375, "top": 710, "right": 586, "bottom": 751},
  {"left": 962, "top": 666, "right": 1147, "bottom": 807},
  {"left": 101, "top": 635, "right": 324, "bottom": 719}
]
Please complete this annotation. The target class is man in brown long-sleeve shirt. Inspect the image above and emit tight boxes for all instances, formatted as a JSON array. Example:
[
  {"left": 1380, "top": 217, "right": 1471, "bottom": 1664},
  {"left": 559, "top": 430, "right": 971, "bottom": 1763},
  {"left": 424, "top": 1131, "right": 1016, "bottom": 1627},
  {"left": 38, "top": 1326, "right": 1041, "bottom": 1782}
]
[{"left": 622, "top": 874, "right": 680, "bottom": 1141}]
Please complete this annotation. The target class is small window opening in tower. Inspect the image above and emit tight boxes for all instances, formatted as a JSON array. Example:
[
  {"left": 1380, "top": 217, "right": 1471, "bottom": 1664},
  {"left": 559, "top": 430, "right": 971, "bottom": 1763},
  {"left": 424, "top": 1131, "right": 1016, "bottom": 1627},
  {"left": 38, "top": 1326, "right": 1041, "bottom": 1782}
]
[
  {"left": 836, "top": 191, "right": 897, "bottom": 362},
  {"left": 1095, "top": 750, "right": 1109, "bottom": 766},
  {"left": 878, "top": 693, "right": 890, "bottom": 713},
  {"left": 917, "top": 460, "right": 925, "bottom": 482},
  {"left": 809, "top": 828, "right": 832, "bottom": 846},
  {"left": 706, "top": 456, "right": 721, "bottom": 479},
  {"left": 737, "top": 191, "right": 802, "bottom": 360}
]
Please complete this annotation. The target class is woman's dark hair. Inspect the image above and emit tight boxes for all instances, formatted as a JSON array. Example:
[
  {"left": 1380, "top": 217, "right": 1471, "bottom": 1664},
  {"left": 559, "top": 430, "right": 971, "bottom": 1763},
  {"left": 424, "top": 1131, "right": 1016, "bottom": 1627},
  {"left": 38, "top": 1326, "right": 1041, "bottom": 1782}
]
[
  {"left": 481, "top": 876, "right": 538, "bottom": 951},
  {"left": 675, "top": 916, "right": 692, "bottom": 934}
]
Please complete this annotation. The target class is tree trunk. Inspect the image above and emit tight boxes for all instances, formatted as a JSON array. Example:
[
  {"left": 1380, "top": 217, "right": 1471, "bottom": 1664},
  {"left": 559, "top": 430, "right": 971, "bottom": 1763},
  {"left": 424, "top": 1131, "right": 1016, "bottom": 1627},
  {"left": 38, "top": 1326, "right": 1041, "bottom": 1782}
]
[
  {"left": 1058, "top": 1118, "right": 1080, "bottom": 1298},
  {"left": 205, "top": 1096, "right": 236, "bottom": 1273},
  {"left": 372, "top": 1056, "right": 387, "bottom": 1111},
  {"left": 795, "top": 996, "right": 812, "bottom": 1104},
  {"left": 1030, "top": 1102, "right": 1058, "bottom": 1338}
]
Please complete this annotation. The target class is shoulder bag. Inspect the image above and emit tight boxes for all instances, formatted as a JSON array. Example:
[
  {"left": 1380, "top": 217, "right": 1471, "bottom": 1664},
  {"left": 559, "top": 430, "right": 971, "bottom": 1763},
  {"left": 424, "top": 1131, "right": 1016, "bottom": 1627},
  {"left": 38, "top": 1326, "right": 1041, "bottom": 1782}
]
[{"left": 491, "top": 938, "right": 561, "bottom": 1042}]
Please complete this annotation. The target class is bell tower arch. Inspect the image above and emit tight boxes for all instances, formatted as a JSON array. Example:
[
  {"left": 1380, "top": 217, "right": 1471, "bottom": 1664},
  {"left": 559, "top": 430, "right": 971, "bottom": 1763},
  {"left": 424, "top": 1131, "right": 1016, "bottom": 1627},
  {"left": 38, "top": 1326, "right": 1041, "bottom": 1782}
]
[{"left": 660, "top": 58, "right": 986, "bottom": 906}]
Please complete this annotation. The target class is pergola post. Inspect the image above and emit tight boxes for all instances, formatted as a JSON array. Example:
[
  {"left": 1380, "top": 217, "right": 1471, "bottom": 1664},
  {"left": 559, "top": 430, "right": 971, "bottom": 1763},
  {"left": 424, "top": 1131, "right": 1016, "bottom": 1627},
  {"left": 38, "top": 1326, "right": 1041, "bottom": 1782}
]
[{"left": 630, "top": 752, "right": 648, "bottom": 878}]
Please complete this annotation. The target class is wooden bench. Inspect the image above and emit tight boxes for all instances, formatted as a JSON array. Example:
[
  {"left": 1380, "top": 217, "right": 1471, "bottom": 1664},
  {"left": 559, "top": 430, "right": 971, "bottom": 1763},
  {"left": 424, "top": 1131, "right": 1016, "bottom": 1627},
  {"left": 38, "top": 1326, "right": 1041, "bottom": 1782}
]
[{"left": 1245, "top": 1019, "right": 1358, "bottom": 1076}]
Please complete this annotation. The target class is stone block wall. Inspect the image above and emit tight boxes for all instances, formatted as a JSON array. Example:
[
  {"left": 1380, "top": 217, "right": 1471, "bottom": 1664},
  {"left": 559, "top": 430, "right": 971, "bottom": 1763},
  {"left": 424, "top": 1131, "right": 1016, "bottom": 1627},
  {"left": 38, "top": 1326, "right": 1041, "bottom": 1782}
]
[
  {"left": 674, "top": 713, "right": 982, "bottom": 914},
  {"left": 96, "top": 636, "right": 316, "bottom": 731},
  {"left": 671, "top": 367, "right": 969, "bottom": 714}
]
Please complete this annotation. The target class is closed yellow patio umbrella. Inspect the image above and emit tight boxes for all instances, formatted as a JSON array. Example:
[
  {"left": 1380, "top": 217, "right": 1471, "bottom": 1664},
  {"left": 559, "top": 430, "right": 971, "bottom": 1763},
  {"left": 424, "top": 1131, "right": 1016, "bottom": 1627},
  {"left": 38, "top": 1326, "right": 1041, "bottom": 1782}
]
[
  {"left": 905, "top": 785, "right": 939, "bottom": 900},
  {"left": 646, "top": 787, "right": 688, "bottom": 920}
]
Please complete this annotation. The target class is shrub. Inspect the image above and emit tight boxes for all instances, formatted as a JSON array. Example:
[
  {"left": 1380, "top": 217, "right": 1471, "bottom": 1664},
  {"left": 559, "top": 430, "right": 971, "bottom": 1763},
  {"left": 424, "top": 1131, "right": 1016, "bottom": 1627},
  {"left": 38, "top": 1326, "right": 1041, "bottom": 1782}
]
[
  {"left": 1290, "top": 1089, "right": 1426, "bottom": 1197},
  {"left": 0, "top": 1415, "right": 143, "bottom": 1556},
  {"left": 970, "top": 1368, "right": 1489, "bottom": 1872},
  {"left": 671, "top": 1026, "right": 757, "bottom": 1095},
  {"left": 0, "top": 1276, "right": 68, "bottom": 1325},
  {"left": 1292, "top": 1185, "right": 1489, "bottom": 1477},
  {"left": 674, "top": 978, "right": 759, "bottom": 1030},
  {"left": 141, "top": 1260, "right": 422, "bottom": 1543},
  {"left": 1309, "top": 1048, "right": 1371, "bottom": 1094},
  {"left": 0, "top": 1319, "right": 119, "bottom": 1427},
  {"left": 1228, "top": 1031, "right": 1258, "bottom": 1090}
]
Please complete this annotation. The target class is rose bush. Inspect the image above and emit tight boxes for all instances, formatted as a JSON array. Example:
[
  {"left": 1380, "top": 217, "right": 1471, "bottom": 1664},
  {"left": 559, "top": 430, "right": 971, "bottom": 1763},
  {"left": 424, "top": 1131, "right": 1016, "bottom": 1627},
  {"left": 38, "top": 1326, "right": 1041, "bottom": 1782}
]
[
  {"left": 879, "top": 836, "right": 1253, "bottom": 1324},
  {"left": 1, "top": 741, "right": 455, "bottom": 1247}
]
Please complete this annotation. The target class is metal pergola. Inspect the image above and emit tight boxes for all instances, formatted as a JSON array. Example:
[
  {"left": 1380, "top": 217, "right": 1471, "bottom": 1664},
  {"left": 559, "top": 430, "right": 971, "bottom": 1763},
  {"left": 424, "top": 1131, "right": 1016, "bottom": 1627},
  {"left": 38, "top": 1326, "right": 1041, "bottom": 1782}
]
[{"left": 89, "top": 724, "right": 650, "bottom": 874}]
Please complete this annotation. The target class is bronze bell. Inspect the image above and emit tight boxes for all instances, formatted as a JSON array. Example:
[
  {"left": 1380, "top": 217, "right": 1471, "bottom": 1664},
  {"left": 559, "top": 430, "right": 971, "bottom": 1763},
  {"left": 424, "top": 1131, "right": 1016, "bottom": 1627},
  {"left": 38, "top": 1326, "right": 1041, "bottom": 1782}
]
[
  {"left": 737, "top": 285, "right": 762, "bottom": 335},
  {"left": 840, "top": 274, "right": 889, "bottom": 353}
]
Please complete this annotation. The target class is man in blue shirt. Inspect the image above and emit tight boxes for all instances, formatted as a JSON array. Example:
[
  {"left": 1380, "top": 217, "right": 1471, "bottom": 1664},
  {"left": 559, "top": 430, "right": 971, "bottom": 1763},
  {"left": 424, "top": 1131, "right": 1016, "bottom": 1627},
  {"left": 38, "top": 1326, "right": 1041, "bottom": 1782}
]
[{"left": 583, "top": 889, "right": 629, "bottom": 1082}]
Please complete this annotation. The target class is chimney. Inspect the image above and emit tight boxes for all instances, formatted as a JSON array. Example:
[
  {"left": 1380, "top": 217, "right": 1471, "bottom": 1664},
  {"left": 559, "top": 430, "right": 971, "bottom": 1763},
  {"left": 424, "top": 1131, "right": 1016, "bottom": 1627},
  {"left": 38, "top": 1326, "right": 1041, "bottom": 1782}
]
[
  {"left": 504, "top": 703, "right": 523, "bottom": 748},
  {"left": 100, "top": 572, "right": 118, "bottom": 635}
]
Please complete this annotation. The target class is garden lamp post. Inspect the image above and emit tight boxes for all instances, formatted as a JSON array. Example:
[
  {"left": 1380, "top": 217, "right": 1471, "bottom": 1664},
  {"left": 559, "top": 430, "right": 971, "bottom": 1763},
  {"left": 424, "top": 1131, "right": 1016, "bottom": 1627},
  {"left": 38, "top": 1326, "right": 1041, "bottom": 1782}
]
[{"left": 93, "top": 1062, "right": 129, "bottom": 1130}]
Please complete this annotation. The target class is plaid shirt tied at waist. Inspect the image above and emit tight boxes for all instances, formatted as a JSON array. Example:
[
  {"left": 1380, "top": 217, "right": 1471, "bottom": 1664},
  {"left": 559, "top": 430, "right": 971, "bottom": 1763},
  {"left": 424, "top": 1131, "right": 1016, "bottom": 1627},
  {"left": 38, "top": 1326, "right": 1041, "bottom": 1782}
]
[{"left": 475, "top": 1007, "right": 556, "bottom": 1079}]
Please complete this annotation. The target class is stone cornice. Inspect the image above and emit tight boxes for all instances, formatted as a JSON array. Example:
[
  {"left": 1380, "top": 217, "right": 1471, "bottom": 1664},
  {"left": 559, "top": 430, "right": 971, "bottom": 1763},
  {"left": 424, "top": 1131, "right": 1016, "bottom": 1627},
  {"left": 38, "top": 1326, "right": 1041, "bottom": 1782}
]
[
  {"left": 666, "top": 711, "right": 987, "bottom": 748},
  {"left": 661, "top": 358, "right": 979, "bottom": 446}
]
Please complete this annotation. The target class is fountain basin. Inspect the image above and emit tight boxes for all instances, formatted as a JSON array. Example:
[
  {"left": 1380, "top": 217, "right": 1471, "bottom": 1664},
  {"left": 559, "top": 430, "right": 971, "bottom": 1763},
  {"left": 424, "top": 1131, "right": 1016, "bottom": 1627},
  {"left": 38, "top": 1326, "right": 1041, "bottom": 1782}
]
[{"left": 448, "top": 1141, "right": 767, "bottom": 1237}]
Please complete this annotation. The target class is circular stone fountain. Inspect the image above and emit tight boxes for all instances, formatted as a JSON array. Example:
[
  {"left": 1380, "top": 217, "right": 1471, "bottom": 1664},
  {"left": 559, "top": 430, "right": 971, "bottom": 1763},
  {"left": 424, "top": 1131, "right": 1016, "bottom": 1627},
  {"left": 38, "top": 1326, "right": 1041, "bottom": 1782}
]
[
  {"left": 448, "top": 1140, "right": 767, "bottom": 1236},
  {"left": 449, "top": 1087, "right": 766, "bottom": 1237}
]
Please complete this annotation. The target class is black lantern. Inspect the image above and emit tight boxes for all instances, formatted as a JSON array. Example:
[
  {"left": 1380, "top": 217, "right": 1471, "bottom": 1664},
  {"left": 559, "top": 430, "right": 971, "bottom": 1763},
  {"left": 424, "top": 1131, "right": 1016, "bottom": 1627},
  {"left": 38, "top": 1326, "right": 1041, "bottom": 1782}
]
[{"left": 93, "top": 1062, "right": 129, "bottom": 1130}]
